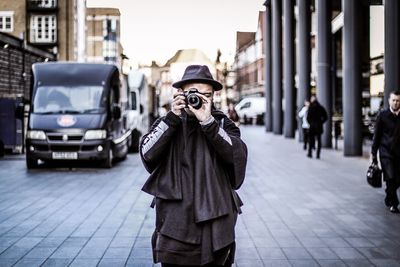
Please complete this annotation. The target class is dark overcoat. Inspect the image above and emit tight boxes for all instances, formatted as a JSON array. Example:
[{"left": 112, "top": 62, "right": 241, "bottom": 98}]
[
  {"left": 371, "top": 109, "right": 400, "bottom": 181},
  {"left": 140, "top": 110, "right": 247, "bottom": 265},
  {"left": 306, "top": 101, "right": 328, "bottom": 135}
]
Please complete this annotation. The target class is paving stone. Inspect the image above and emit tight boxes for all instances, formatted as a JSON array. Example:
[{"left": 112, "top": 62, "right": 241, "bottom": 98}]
[
  {"left": 0, "top": 259, "right": 19, "bottom": 267},
  {"left": 282, "top": 247, "right": 312, "bottom": 260},
  {"left": 331, "top": 247, "right": 366, "bottom": 260},
  {"left": 13, "top": 258, "right": 46, "bottom": 267},
  {"left": 23, "top": 247, "right": 56, "bottom": 259},
  {"left": 342, "top": 259, "right": 375, "bottom": 266},
  {"left": 102, "top": 247, "right": 131, "bottom": 259},
  {"left": 298, "top": 237, "right": 327, "bottom": 248},
  {"left": 0, "top": 247, "right": 30, "bottom": 259},
  {"left": 307, "top": 247, "right": 339, "bottom": 260},
  {"left": 235, "top": 258, "right": 264, "bottom": 267},
  {"left": 0, "top": 237, "right": 19, "bottom": 247},
  {"left": 317, "top": 259, "right": 347, "bottom": 267},
  {"left": 370, "top": 259, "right": 400, "bottom": 267},
  {"left": 0, "top": 127, "right": 400, "bottom": 265},
  {"left": 68, "top": 258, "right": 99, "bottom": 267},
  {"left": 36, "top": 237, "right": 66, "bottom": 248},
  {"left": 289, "top": 259, "right": 320, "bottom": 267},
  {"left": 257, "top": 247, "right": 286, "bottom": 260},
  {"left": 262, "top": 260, "right": 291, "bottom": 267},
  {"left": 109, "top": 237, "right": 136, "bottom": 248},
  {"left": 49, "top": 247, "right": 81, "bottom": 259},
  {"left": 41, "top": 258, "right": 73, "bottom": 267},
  {"left": 97, "top": 258, "right": 127, "bottom": 267}
]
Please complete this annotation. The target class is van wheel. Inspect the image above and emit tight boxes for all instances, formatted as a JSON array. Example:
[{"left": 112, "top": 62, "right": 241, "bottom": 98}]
[
  {"left": 0, "top": 140, "right": 4, "bottom": 158},
  {"left": 26, "top": 156, "right": 38, "bottom": 169},
  {"left": 243, "top": 115, "right": 248, "bottom": 125},
  {"left": 102, "top": 148, "right": 113, "bottom": 168}
]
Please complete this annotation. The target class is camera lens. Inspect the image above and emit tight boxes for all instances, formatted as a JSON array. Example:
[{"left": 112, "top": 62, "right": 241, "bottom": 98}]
[{"left": 187, "top": 93, "right": 202, "bottom": 109}]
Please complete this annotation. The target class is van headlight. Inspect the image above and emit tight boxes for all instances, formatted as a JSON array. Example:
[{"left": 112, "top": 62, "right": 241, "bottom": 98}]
[
  {"left": 84, "top": 130, "right": 107, "bottom": 140},
  {"left": 27, "top": 130, "right": 46, "bottom": 140}
]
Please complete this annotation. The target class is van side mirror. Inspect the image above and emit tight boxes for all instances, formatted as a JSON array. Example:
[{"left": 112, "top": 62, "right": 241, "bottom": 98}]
[
  {"left": 15, "top": 103, "right": 24, "bottom": 120},
  {"left": 112, "top": 105, "right": 121, "bottom": 119},
  {"left": 140, "top": 104, "right": 144, "bottom": 114}
]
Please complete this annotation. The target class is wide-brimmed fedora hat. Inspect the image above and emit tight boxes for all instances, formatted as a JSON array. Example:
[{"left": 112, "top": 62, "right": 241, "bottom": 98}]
[{"left": 172, "top": 65, "right": 223, "bottom": 91}]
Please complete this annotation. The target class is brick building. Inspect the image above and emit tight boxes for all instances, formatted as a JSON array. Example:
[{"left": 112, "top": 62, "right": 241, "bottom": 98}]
[
  {"left": 0, "top": 32, "right": 55, "bottom": 99},
  {"left": 233, "top": 11, "right": 265, "bottom": 100},
  {"left": 86, "top": 8, "right": 123, "bottom": 68},
  {"left": 0, "top": 0, "right": 79, "bottom": 61}
]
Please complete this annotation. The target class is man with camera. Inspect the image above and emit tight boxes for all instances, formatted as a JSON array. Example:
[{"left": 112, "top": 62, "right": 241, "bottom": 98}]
[
  {"left": 140, "top": 65, "right": 248, "bottom": 266},
  {"left": 372, "top": 90, "right": 400, "bottom": 214}
]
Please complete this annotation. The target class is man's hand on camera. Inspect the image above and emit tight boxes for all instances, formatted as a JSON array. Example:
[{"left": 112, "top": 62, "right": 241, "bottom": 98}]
[
  {"left": 171, "top": 90, "right": 186, "bottom": 116},
  {"left": 188, "top": 93, "right": 212, "bottom": 123}
]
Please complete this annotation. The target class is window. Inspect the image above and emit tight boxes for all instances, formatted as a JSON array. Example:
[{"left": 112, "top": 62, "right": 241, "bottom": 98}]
[
  {"left": 33, "top": 86, "right": 105, "bottom": 114},
  {"left": 241, "top": 102, "right": 251, "bottom": 110},
  {"left": 29, "top": 0, "right": 57, "bottom": 8},
  {"left": 30, "top": 15, "right": 57, "bottom": 43},
  {"left": 0, "top": 12, "right": 14, "bottom": 32}
]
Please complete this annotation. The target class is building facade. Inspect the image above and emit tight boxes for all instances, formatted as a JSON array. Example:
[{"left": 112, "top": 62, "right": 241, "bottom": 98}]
[
  {"left": 0, "top": 0, "right": 81, "bottom": 61},
  {"left": 261, "top": 0, "right": 399, "bottom": 156},
  {"left": 86, "top": 8, "right": 123, "bottom": 68},
  {"left": 234, "top": 11, "right": 265, "bottom": 101}
]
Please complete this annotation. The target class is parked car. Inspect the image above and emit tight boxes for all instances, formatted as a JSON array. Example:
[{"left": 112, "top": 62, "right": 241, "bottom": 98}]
[
  {"left": 235, "top": 97, "right": 266, "bottom": 125},
  {"left": 26, "top": 62, "right": 131, "bottom": 169}
]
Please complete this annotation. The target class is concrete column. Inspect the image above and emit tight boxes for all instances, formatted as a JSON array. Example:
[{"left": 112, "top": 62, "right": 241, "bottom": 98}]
[
  {"left": 284, "top": 0, "right": 295, "bottom": 138},
  {"left": 297, "top": 0, "right": 311, "bottom": 140},
  {"left": 316, "top": 0, "right": 332, "bottom": 148},
  {"left": 384, "top": 0, "right": 400, "bottom": 105},
  {"left": 342, "top": 0, "right": 362, "bottom": 156},
  {"left": 77, "top": 0, "right": 86, "bottom": 62},
  {"left": 264, "top": 1, "right": 273, "bottom": 132},
  {"left": 272, "top": 0, "right": 282, "bottom": 135}
]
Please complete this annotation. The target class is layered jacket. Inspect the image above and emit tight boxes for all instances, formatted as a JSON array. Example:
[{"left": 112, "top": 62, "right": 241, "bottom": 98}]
[
  {"left": 139, "top": 110, "right": 247, "bottom": 265},
  {"left": 372, "top": 109, "right": 400, "bottom": 159},
  {"left": 307, "top": 101, "right": 328, "bottom": 135}
]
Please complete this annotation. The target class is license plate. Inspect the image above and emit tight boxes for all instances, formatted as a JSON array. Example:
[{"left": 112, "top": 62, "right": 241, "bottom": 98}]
[{"left": 52, "top": 152, "right": 78, "bottom": 160}]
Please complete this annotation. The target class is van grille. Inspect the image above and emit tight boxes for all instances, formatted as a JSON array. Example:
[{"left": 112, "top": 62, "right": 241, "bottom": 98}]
[
  {"left": 50, "top": 145, "right": 80, "bottom": 152},
  {"left": 47, "top": 134, "right": 83, "bottom": 142}
]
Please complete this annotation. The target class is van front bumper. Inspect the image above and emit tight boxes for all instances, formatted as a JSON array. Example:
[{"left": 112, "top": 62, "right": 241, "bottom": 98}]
[{"left": 26, "top": 139, "right": 111, "bottom": 161}]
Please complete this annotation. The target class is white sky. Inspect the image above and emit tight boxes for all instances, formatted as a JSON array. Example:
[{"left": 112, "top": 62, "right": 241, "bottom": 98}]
[{"left": 87, "top": 0, "right": 265, "bottom": 66}]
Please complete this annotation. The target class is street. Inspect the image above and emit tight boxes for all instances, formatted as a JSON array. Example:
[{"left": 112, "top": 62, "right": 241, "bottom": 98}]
[{"left": 0, "top": 126, "right": 399, "bottom": 267}]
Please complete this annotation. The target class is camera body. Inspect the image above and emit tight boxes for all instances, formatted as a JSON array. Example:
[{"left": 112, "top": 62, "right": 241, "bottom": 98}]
[{"left": 183, "top": 89, "right": 203, "bottom": 110}]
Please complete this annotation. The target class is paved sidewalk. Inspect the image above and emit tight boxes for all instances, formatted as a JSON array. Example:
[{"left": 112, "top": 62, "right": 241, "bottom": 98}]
[{"left": 0, "top": 126, "right": 399, "bottom": 267}]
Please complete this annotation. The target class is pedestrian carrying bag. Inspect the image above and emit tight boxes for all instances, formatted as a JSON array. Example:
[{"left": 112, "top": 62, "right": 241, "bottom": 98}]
[{"left": 366, "top": 163, "right": 382, "bottom": 188}]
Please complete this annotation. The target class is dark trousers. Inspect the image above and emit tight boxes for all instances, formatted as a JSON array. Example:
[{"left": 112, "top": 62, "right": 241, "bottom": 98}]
[
  {"left": 308, "top": 133, "right": 321, "bottom": 157},
  {"left": 381, "top": 158, "right": 400, "bottom": 207},
  {"left": 385, "top": 179, "right": 400, "bottom": 207},
  {"left": 302, "top": 128, "right": 309, "bottom": 150}
]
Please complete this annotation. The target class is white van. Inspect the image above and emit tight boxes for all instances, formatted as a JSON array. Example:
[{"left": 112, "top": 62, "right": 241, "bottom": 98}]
[{"left": 235, "top": 97, "right": 266, "bottom": 125}]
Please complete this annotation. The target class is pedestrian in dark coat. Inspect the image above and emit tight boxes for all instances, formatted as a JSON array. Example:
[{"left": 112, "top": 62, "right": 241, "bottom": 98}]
[
  {"left": 371, "top": 90, "right": 400, "bottom": 213},
  {"left": 306, "top": 96, "right": 328, "bottom": 159},
  {"left": 140, "top": 65, "right": 248, "bottom": 266}
]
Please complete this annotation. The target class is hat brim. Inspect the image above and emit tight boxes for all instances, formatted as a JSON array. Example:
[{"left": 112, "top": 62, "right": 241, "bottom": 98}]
[{"left": 172, "top": 78, "right": 223, "bottom": 91}]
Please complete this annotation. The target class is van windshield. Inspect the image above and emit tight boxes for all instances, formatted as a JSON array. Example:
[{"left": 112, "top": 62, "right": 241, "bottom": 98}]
[{"left": 33, "top": 86, "right": 105, "bottom": 114}]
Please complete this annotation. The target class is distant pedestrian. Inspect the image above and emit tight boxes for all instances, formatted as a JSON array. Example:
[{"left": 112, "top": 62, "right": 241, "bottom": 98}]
[
  {"left": 140, "top": 65, "right": 248, "bottom": 266},
  {"left": 306, "top": 96, "right": 328, "bottom": 159},
  {"left": 371, "top": 90, "right": 400, "bottom": 213},
  {"left": 227, "top": 102, "right": 240, "bottom": 126},
  {"left": 298, "top": 100, "right": 310, "bottom": 150}
]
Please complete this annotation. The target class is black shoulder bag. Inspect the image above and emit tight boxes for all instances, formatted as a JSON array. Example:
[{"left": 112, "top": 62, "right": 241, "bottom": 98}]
[{"left": 366, "top": 163, "right": 382, "bottom": 188}]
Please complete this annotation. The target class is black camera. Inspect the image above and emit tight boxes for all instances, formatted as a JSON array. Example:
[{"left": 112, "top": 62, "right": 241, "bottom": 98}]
[{"left": 183, "top": 89, "right": 203, "bottom": 110}]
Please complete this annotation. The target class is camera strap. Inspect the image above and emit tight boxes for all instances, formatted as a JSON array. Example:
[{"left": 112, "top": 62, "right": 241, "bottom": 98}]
[{"left": 181, "top": 110, "right": 188, "bottom": 148}]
